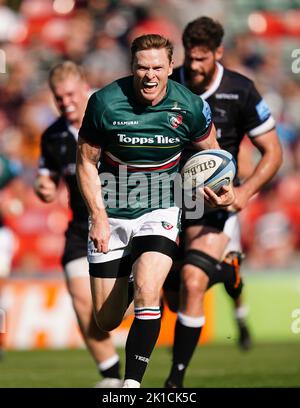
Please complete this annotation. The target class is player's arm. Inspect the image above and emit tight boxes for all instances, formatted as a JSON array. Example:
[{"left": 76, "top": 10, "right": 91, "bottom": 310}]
[
  {"left": 191, "top": 123, "right": 220, "bottom": 150},
  {"left": 192, "top": 120, "right": 234, "bottom": 207},
  {"left": 35, "top": 135, "right": 60, "bottom": 203},
  {"left": 76, "top": 136, "right": 110, "bottom": 253},
  {"left": 232, "top": 128, "right": 282, "bottom": 211}
]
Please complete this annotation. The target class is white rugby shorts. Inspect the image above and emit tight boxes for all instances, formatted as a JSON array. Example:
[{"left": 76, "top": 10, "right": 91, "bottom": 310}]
[{"left": 88, "top": 207, "right": 180, "bottom": 264}]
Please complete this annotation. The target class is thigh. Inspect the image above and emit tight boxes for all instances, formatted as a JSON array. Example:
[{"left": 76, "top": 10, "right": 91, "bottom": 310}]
[
  {"left": 133, "top": 251, "right": 173, "bottom": 290},
  {"left": 184, "top": 209, "right": 232, "bottom": 260},
  {"left": 132, "top": 251, "right": 173, "bottom": 306},
  {"left": 185, "top": 225, "right": 229, "bottom": 259},
  {"left": 90, "top": 275, "right": 129, "bottom": 326}
]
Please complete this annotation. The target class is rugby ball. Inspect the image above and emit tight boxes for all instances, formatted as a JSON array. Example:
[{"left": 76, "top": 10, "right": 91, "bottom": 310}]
[{"left": 181, "top": 149, "right": 236, "bottom": 194}]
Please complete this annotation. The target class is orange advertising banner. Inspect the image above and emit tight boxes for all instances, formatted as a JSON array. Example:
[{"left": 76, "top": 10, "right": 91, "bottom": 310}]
[{"left": 0, "top": 279, "right": 213, "bottom": 349}]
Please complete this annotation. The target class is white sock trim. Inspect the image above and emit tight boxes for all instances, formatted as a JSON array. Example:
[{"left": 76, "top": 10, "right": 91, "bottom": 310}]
[
  {"left": 135, "top": 306, "right": 161, "bottom": 320},
  {"left": 123, "top": 379, "right": 141, "bottom": 388},
  {"left": 177, "top": 312, "right": 205, "bottom": 328},
  {"left": 235, "top": 306, "right": 249, "bottom": 320},
  {"left": 98, "top": 354, "right": 119, "bottom": 372}
]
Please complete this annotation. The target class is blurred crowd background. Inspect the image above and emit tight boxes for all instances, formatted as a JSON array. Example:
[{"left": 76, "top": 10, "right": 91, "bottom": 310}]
[{"left": 0, "top": 0, "right": 300, "bottom": 276}]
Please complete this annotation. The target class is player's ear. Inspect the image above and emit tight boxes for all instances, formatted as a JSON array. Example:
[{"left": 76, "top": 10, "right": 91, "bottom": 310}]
[
  {"left": 215, "top": 46, "right": 224, "bottom": 61},
  {"left": 168, "top": 60, "right": 174, "bottom": 76}
]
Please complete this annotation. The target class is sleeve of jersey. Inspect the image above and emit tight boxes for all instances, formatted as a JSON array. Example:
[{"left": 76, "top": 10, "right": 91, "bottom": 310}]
[
  {"left": 242, "top": 81, "right": 276, "bottom": 137},
  {"left": 79, "top": 92, "right": 104, "bottom": 147},
  {"left": 38, "top": 134, "right": 59, "bottom": 178},
  {"left": 189, "top": 99, "right": 213, "bottom": 142}
]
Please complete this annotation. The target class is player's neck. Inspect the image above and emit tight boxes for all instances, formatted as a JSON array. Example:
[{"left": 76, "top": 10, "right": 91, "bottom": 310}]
[{"left": 69, "top": 117, "right": 83, "bottom": 129}]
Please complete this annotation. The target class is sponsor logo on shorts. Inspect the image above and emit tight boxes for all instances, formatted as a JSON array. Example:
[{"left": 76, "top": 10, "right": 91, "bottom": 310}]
[{"left": 162, "top": 221, "right": 174, "bottom": 230}]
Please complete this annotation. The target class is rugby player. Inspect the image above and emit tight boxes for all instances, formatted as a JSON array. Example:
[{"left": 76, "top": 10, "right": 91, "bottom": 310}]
[
  {"left": 35, "top": 62, "right": 122, "bottom": 388},
  {"left": 76, "top": 34, "right": 235, "bottom": 388},
  {"left": 164, "top": 17, "right": 282, "bottom": 388}
]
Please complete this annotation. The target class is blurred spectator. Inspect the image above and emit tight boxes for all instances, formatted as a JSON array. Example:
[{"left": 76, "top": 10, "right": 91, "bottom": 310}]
[
  {"left": 62, "top": 10, "right": 94, "bottom": 63},
  {"left": 249, "top": 210, "right": 295, "bottom": 269},
  {"left": 242, "top": 181, "right": 299, "bottom": 268},
  {"left": 84, "top": 29, "right": 130, "bottom": 88},
  {"left": 0, "top": 0, "right": 26, "bottom": 42},
  {"left": 127, "top": 5, "right": 183, "bottom": 65}
]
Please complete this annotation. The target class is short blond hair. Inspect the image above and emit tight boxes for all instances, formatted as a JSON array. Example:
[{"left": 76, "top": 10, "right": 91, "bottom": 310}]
[
  {"left": 131, "top": 34, "right": 174, "bottom": 66},
  {"left": 48, "top": 61, "right": 86, "bottom": 90}
]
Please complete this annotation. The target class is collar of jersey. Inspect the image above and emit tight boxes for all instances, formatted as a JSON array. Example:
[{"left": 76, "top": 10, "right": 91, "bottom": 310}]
[{"left": 180, "top": 62, "right": 224, "bottom": 100}]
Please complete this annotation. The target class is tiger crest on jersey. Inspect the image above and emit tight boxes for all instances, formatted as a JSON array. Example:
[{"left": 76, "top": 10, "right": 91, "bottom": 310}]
[{"left": 168, "top": 113, "right": 182, "bottom": 129}]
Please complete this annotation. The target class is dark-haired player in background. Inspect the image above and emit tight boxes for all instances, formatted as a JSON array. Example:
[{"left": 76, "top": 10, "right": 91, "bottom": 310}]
[
  {"left": 35, "top": 61, "right": 122, "bottom": 388},
  {"left": 164, "top": 16, "right": 282, "bottom": 388}
]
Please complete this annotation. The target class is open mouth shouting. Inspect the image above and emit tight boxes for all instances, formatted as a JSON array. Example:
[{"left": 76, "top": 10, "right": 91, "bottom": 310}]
[{"left": 142, "top": 81, "right": 158, "bottom": 92}]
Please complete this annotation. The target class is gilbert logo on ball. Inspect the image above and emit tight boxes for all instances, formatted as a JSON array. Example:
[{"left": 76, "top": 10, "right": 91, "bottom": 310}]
[{"left": 181, "top": 149, "right": 236, "bottom": 195}]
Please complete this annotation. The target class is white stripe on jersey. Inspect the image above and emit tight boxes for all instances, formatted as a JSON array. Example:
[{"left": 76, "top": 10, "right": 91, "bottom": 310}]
[
  {"left": 248, "top": 115, "right": 276, "bottom": 137},
  {"left": 200, "top": 62, "right": 224, "bottom": 100},
  {"left": 105, "top": 151, "right": 181, "bottom": 168}
]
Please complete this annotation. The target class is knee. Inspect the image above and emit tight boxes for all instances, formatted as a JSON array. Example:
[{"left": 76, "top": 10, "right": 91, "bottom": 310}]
[
  {"left": 71, "top": 291, "right": 92, "bottom": 317},
  {"left": 135, "top": 284, "right": 160, "bottom": 306},
  {"left": 181, "top": 265, "right": 207, "bottom": 300}
]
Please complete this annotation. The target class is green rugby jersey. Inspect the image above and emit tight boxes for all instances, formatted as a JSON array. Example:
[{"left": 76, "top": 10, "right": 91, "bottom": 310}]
[{"left": 79, "top": 76, "right": 212, "bottom": 219}]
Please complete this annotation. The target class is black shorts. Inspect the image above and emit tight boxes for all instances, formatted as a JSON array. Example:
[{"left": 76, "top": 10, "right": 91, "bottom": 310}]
[
  {"left": 182, "top": 206, "right": 231, "bottom": 232},
  {"left": 62, "top": 221, "right": 88, "bottom": 267}
]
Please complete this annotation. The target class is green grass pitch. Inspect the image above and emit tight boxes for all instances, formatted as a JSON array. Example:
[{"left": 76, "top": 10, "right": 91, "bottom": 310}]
[{"left": 0, "top": 342, "right": 300, "bottom": 388}]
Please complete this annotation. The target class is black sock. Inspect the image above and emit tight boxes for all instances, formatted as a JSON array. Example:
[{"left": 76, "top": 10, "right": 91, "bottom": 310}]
[
  {"left": 167, "top": 314, "right": 204, "bottom": 387},
  {"left": 99, "top": 359, "right": 121, "bottom": 379},
  {"left": 125, "top": 307, "right": 161, "bottom": 383}
]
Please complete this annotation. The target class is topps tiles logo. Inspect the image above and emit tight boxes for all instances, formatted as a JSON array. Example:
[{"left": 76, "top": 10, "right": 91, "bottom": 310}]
[{"left": 117, "top": 134, "right": 180, "bottom": 145}]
